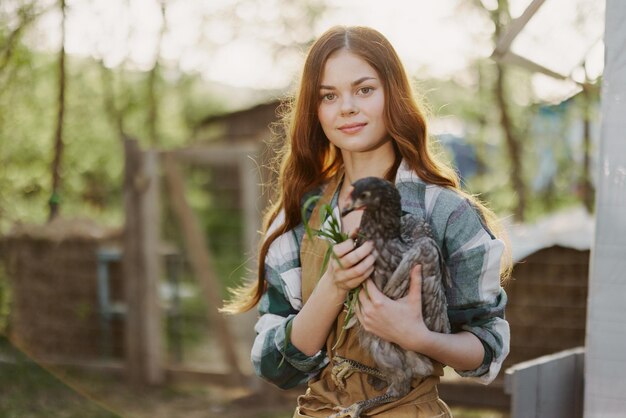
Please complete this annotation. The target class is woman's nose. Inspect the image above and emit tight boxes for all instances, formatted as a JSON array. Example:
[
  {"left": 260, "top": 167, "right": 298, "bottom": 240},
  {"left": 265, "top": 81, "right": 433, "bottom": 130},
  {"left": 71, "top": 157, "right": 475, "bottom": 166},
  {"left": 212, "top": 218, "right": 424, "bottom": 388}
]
[{"left": 340, "top": 97, "right": 358, "bottom": 116}]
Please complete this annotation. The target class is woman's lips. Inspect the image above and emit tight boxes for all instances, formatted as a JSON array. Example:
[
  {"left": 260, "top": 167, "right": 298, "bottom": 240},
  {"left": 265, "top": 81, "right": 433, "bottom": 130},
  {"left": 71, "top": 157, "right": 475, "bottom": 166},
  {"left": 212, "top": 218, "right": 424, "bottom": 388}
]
[{"left": 338, "top": 122, "right": 367, "bottom": 134}]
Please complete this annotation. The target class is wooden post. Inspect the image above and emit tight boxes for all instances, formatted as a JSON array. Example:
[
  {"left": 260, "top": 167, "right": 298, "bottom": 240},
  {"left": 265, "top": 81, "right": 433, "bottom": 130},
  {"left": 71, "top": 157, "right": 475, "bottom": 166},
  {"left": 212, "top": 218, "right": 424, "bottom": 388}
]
[
  {"left": 142, "top": 149, "right": 165, "bottom": 384},
  {"left": 505, "top": 347, "right": 584, "bottom": 418},
  {"left": 123, "top": 140, "right": 164, "bottom": 385},
  {"left": 162, "top": 152, "right": 245, "bottom": 383},
  {"left": 239, "top": 155, "right": 262, "bottom": 268},
  {"left": 585, "top": 2, "right": 626, "bottom": 414},
  {"left": 239, "top": 151, "right": 263, "bottom": 391}
]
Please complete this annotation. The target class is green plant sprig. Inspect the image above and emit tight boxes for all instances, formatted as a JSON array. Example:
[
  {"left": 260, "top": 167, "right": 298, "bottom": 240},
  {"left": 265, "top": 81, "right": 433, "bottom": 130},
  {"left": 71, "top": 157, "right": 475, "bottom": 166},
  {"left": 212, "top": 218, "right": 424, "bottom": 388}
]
[{"left": 279, "top": 195, "right": 367, "bottom": 367}]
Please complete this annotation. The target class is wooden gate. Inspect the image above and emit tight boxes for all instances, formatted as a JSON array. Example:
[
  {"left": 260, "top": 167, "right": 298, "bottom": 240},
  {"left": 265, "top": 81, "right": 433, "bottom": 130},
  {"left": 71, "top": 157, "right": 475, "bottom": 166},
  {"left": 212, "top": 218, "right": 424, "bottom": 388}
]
[{"left": 123, "top": 138, "right": 262, "bottom": 386}]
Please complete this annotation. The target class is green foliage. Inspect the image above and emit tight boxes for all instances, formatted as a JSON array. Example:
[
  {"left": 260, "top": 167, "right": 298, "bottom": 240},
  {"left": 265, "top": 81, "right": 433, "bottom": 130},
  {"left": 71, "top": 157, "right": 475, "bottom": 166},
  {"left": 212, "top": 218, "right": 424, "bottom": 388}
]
[
  {"left": 161, "top": 165, "right": 247, "bottom": 297},
  {"left": 0, "top": 1, "right": 599, "bottom": 318},
  {"left": 0, "top": 41, "right": 226, "bottom": 233},
  {"left": 0, "top": 336, "right": 121, "bottom": 417},
  {"left": 301, "top": 196, "right": 349, "bottom": 269},
  {"left": 421, "top": 58, "right": 598, "bottom": 221},
  {"left": 174, "top": 280, "right": 211, "bottom": 347}
]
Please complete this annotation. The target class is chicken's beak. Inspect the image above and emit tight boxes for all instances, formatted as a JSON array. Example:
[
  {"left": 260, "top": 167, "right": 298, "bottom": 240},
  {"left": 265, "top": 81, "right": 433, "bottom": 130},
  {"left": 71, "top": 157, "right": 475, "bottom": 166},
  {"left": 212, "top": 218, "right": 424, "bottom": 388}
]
[
  {"left": 341, "top": 197, "right": 365, "bottom": 217},
  {"left": 341, "top": 199, "right": 355, "bottom": 217}
]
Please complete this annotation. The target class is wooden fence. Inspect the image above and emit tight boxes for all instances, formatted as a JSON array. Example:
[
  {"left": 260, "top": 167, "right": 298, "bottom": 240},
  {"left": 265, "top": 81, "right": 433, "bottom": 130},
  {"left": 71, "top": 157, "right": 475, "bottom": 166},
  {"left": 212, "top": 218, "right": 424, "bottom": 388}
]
[
  {"left": 505, "top": 347, "right": 584, "bottom": 418},
  {"left": 122, "top": 138, "right": 261, "bottom": 386}
]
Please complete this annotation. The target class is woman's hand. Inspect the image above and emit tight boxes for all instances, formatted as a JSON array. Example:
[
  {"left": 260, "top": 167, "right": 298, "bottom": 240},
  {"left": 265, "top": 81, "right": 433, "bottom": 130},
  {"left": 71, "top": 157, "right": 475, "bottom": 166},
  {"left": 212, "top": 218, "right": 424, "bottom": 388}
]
[
  {"left": 323, "top": 238, "right": 377, "bottom": 295},
  {"left": 356, "top": 264, "right": 431, "bottom": 351},
  {"left": 291, "top": 238, "right": 376, "bottom": 356}
]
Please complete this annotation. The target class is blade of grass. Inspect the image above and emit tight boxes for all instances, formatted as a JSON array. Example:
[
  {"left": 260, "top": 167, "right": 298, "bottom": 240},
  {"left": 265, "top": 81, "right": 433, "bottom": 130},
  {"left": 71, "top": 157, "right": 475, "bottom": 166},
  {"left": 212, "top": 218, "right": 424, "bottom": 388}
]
[{"left": 319, "top": 246, "right": 332, "bottom": 278}]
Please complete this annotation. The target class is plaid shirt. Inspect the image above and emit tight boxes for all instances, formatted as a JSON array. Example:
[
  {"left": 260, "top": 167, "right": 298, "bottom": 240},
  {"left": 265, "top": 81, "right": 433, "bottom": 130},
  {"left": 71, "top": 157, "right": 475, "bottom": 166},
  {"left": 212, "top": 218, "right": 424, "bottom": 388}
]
[{"left": 251, "top": 161, "right": 510, "bottom": 389}]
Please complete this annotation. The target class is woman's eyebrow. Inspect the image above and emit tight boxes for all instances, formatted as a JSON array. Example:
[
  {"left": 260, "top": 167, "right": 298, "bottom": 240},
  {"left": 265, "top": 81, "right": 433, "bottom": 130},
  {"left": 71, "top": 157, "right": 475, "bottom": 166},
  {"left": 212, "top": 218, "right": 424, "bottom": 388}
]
[
  {"left": 319, "top": 76, "right": 377, "bottom": 90},
  {"left": 351, "top": 76, "right": 377, "bottom": 86}
]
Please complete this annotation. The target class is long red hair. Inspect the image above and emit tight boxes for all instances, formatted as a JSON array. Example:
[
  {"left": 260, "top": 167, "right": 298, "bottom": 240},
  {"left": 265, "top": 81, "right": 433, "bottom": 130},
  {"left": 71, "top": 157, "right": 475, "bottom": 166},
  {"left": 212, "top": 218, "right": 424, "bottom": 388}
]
[{"left": 222, "top": 26, "right": 509, "bottom": 314}]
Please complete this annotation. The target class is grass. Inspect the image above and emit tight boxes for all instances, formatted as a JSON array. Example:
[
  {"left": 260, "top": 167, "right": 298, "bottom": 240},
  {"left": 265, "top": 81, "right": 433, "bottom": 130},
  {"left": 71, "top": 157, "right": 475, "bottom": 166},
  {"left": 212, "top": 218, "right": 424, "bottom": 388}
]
[
  {"left": 0, "top": 336, "right": 120, "bottom": 418},
  {"left": 0, "top": 335, "right": 295, "bottom": 418}
]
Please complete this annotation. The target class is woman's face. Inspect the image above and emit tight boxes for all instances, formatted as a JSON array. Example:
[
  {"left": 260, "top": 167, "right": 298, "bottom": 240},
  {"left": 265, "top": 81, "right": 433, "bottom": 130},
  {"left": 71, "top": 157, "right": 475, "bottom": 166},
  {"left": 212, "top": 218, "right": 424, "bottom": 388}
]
[{"left": 317, "top": 49, "right": 391, "bottom": 154}]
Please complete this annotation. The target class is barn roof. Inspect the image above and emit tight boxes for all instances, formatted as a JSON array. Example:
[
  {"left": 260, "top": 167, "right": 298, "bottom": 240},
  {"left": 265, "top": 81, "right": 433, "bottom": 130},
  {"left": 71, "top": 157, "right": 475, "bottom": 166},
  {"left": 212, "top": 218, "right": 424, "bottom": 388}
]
[
  {"left": 506, "top": 206, "right": 594, "bottom": 263},
  {"left": 198, "top": 100, "right": 279, "bottom": 126}
]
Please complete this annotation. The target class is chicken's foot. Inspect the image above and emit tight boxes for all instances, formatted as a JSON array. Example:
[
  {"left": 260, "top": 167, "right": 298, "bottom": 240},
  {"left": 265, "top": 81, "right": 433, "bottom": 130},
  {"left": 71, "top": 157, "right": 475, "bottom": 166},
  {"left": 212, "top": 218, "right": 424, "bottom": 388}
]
[
  {"left": 328, "top": 393, "right": 397, "bottom": 418},
  {"left": 331, "top": 355, "right": 387, "bottom": 391}
]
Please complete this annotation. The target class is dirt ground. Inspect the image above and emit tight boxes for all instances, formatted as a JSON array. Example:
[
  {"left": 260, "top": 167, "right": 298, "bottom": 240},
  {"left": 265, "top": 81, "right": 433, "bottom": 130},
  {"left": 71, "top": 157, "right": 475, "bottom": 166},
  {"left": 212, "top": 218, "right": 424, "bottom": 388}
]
[
  {"left": 54, "top": 369, "right": 509, "bottom": 418},
  {"left": 1, "top": 336, "right": 508, "bottom": 418},
  {"left": 62, "top": 370, "right": 299, "bottom": 418}
]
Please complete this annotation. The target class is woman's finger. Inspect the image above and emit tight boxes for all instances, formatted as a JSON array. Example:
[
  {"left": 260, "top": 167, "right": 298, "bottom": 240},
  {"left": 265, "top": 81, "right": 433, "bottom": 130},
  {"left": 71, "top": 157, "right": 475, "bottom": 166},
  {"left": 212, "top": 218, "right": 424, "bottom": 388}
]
[
  {"left": 333, "top": 238, "right": 358, "bottom": 258},
  {"left": 338, "top": 241, "right": 374, "bottom": 269},
  {"left": 365, "top": 279, "right": 384, "bottom": 303},
  {"left": 335, "top": 252, "right": 376, "bottom": 281},
  {"left": 345, "top": 264, "right": 375, "bottom": 288},
  {"left": 405, "top": 264, "right": 423, "bottom": 303}
]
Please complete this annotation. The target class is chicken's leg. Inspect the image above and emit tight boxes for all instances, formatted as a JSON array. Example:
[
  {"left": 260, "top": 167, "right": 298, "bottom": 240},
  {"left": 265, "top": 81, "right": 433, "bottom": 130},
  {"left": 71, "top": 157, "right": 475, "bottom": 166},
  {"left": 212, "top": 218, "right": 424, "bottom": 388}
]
[
  {"left": 331, "top": 356, "right": 387, "bottom": 391},
  {"left": 328, "top": 393, "right": 397, "bottom": 418}
]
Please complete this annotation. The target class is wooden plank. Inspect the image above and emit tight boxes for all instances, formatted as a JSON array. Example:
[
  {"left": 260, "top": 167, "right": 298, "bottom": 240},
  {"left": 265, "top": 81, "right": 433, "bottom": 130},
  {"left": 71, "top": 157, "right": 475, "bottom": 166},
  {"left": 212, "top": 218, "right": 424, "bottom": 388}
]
[
  {"left": 507, "top": 307, "right": 587, "bottom": 328},
  {"left": 238, "top": 152, "right": 263, "bottom": 392},
  {"left": 122, "top": 138, "right": 144, "bottom": 385},
  {"left": 171, "top": 142, "right": 259, "bottom": 166},
  {"left": 161, "top": 152, "right": 245, "bottom": 382},
  {"left": 507, "top": 364, "right": 538, "bottom": 418},
  {"left": 505, "top": 347, "right": 584, "bottom": 418},
  {"left": 122, "top": 141, "right": 165, "bottom": 385},
  {"left": 585, "top": 3, "right": 626, "bottom": 413},
  {"left": 536, "top": 353, "right": 576, "bottom": 417},
  {"left": 573, "top": 349, "right": 584, "bottom": 416},
  {"left": 141, "top": 150, "right": 165, "bottom": 384},
  {"left": 239, "top": 152, "right": 262, "bottom": 263}
]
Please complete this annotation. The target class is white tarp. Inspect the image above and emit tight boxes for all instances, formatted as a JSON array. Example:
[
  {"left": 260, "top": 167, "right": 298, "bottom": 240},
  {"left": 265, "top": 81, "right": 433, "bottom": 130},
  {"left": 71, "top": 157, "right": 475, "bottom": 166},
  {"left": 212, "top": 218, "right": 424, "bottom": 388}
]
[
  {"left": 506, "top": 206, "right": 594, "bottom": 263},
  {"left": 584, "top": 0, "right": 626, "bottom": 416}
]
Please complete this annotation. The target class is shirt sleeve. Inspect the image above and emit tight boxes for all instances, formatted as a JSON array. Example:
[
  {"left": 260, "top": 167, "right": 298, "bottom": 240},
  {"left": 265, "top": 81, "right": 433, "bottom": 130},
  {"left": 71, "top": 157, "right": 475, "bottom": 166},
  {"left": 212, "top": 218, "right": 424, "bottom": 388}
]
[
  {"left": 429, "top": 189, "right": 510, "bottom": 384},
  {"left": 250, "top": 209, "right": 329, "bottom": 389}
]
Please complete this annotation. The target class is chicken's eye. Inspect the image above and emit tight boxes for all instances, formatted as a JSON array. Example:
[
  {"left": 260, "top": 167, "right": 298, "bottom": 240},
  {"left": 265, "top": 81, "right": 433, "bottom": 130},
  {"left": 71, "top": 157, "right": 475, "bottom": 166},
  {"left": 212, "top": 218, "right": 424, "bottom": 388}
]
[{"left": 360, "top": 191, "right": 371, "bottom": 199}]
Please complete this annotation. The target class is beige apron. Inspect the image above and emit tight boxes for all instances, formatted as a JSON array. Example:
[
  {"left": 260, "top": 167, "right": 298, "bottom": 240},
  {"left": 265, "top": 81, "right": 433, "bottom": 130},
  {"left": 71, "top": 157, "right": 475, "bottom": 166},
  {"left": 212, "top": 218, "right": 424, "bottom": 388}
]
[{"left": 294, "top": 173, "right": 452, "bottom": 417}]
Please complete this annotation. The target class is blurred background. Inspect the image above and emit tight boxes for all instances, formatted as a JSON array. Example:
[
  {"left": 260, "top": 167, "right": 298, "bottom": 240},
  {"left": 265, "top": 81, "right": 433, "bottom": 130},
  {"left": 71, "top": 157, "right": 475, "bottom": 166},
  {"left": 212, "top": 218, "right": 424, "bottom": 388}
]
[{"left": 0, "top": 0, "right": 605, "bottom": 417}]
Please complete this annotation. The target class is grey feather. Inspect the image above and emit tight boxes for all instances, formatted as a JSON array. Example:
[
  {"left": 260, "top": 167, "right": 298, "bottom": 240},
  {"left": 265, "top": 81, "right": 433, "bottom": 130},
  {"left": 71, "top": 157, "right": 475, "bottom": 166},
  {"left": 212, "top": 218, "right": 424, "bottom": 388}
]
[{"left": 331, "top": 177, "right": 451, "bottom": 418}]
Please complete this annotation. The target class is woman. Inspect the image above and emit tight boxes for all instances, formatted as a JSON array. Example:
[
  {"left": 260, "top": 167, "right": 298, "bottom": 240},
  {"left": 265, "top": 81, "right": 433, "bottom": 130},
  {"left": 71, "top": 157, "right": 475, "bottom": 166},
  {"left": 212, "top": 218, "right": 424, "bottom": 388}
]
[{"left": 223, "top": 26, "right": 510, "bottom": 417}]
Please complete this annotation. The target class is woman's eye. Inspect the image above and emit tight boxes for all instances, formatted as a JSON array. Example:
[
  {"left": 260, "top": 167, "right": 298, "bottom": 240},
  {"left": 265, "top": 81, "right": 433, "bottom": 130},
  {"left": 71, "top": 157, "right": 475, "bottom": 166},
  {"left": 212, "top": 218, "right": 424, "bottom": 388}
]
[
  {"left": 359, "top": 87, "right": 372, "bottom": 95},
  {"left": 321, "top": 93, "right": 336, "bottom": 101}
]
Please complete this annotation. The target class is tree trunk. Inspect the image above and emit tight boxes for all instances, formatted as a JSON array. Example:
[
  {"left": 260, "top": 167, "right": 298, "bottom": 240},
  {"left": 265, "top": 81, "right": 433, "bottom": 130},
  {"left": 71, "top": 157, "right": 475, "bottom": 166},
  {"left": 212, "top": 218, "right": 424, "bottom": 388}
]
[
  {"left": 490, "top": 0, "right": 527, "bottom": 222},
  {"left": 475, "top": 62, "right": 489, "bottom": 178},
  {"left": 495, "top": 62, "right": 526, "bottom": 221},
  {"left": 98, "top": 60, "right": 126, "bottom": 141},
  {"left": 147, "top": 68, "right": 158, "bottom": 146},
  {"left": 580, "top": 84, "right": 595, "bottom": 213},
  {"left": 147, "top": 1, "right": 166, "bottom": 146},
  {"left": 0, "top": 3, "right": 55, "bottom": 73},
  {"left": 49, "top": 0, "right": 66, "bottom": 221}
]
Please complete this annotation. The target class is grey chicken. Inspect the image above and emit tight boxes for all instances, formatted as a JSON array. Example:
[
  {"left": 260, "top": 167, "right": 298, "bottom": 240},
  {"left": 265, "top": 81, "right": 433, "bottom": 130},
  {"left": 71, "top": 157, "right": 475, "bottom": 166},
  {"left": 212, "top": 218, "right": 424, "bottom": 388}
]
[{"left": 329, "top": 177, "right": 451, "bottom": 418}]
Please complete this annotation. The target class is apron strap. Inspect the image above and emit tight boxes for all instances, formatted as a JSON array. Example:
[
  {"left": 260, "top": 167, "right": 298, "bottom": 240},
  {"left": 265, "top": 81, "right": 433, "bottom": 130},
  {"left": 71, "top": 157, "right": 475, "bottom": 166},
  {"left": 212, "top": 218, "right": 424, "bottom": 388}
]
[{"left": 300, "top": 173, "right": 343, "bottom": 304}]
